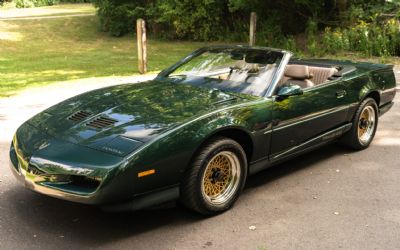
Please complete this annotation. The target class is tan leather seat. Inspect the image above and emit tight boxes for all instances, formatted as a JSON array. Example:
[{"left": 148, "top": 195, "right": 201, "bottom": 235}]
[
  {"left": 282, "top": 65, "right": 314, "bottom": 88},
  {"left": 308, "top": 66, "right": 338, "bottom": 85}
]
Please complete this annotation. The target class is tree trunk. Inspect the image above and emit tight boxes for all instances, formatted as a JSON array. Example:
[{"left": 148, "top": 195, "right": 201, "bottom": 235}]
[{"left": 336, "top": 0, "right": 347, "bottom": 14}]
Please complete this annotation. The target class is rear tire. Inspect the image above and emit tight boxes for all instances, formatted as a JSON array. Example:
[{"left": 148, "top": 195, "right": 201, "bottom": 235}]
[
  {"left": 180, "top": 137, "right": 247, "bottom": 215},
  {"left": 340, "top": 97, "right": 378, "bottom": 150}
]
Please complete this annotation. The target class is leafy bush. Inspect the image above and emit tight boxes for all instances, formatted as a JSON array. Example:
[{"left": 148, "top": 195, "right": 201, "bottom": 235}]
[
  {"left": 322, "top": 18, "right": 400, "bottom": 57},
  {"left": 93, "top": 0, "right": 149, "bottom": 37},
  {"left": 305, "top": 19, "right": 319, "bottom": 56},
  {"left": 156, "top": 0, "right": 226, "bottom": 40},
  {"left": 281, "top": 35, "right": 297, "bottom": 52},
  {"left": 322, "top": 27, "right": 350, "bottom": 54},
  {"left": 15, "top": 0, "right": 33, "bottom": 8},
  {"left": 14, "top": 0, "right": 58, "bottom": 8},
  {"left": 61, "top": 0, "right": 90, "bottom": 2},
  {"left": 0, "top": 0, "right": 12, "bottom": 6},
  {"left": 12, "top": 0, "right": 89, "bottom": 8}
]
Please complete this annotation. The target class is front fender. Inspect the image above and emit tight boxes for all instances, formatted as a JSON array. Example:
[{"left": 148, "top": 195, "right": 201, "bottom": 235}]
[{"left": 121, "top": 100, "right": 271, "bottom": 195}]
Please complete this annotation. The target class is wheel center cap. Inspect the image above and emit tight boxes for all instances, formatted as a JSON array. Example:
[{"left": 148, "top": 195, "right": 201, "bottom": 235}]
[
  {"left": 211, "top": 169, "right": 224, "bottom": 182},
  {"left": 359, "top": 119, "right": 369, "bottom": 129}
]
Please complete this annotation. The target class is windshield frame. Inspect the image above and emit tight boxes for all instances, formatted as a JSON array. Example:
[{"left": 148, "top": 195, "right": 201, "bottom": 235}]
[{"left": 156, "top": 45, "right": 293, "bottom": 98}]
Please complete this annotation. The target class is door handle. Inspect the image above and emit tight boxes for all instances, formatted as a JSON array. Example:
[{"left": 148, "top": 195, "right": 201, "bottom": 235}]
[{"left": 336, "top": 90, "right": 346, "bottom": 98}]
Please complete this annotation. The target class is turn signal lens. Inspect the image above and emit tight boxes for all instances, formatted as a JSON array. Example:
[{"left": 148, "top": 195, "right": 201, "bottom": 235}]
[{"left": 138, "top": 169, "right": 155, "bottom": 178}]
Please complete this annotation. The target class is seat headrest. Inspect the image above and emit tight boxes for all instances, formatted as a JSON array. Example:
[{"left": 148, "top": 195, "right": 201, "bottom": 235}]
[{"left": 284, "top": 65, "right": 311, "bottom": 79}]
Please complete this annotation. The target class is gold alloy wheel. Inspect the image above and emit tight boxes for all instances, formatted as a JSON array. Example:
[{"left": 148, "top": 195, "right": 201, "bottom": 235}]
[
  {"left": 357, "top": 105, "right": 376, "bottom": 145},
  {"left": 201, "top": 151, "right": 241, "bottom": 205}
]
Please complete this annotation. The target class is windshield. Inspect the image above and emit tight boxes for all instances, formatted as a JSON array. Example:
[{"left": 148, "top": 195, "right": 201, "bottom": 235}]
[{"left": 164, "top": 48, "right": 284, "bottom": 96}]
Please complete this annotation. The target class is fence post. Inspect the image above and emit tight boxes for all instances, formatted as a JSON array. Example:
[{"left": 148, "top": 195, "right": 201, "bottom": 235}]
[
  {"left": 249, "top": 12, "right": 257, "bottom": 46},
  {"left": 136, "top": 18, "right": 147, "bottom": 74}
]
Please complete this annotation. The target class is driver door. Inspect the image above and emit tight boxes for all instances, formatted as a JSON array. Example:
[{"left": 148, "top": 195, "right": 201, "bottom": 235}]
[{"left": 270, "top": 80, "right": 349, "bottom": 159}]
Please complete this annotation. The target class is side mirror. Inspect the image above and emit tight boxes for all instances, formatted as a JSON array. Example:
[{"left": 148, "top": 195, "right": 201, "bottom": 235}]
[{"left": 277, "top": 84, "right": 303, "bottom": 98}]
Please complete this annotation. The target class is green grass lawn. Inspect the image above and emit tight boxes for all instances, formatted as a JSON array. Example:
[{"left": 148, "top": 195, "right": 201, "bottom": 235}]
[
  {"left": 0, "top": 4, "right": 208, "bottom": 97},
  {"left": 0, "top": 3, "right": 95, "bottom": 18}
]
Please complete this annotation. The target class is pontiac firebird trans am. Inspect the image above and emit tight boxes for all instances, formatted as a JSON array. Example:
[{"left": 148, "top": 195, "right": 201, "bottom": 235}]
[{"left": 9, "top": 46, "right": 396, "bottom": 214}]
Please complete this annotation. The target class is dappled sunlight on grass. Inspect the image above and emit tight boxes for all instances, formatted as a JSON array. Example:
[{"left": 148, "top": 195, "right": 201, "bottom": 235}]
[
  {"left": 38, "top": 69, "right": 86, "bottom": 75},
  {"left": 0, "top": 31, "right": 22, "bottom": 41},
  {"left": 1, "top": 69, "right": 88, "bottom": 97},
  {"left": 0, "top": 3, "right": 95, "bottom": 19},
  {"left": 3, "top": 69, "right": 86, "bottom": 83},
  {"left": 0, "top": 14, "right": 208, "bottom": 97},
  {"left": 0, "top": 21, "right": 22, "bottom": 41}
]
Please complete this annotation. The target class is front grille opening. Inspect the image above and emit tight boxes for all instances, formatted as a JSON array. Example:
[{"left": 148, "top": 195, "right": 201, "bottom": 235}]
[
  {"left": 68, "top": 110, "right": 92, "bottom": 122},
  {"left": 70, "top": 175, "right": 101, "bottom": 190},
  {"left": 86, "top": 116, "right": 118, "bottom": 129},
  {"left": 42, "top": 175, "right": 101, "bottom": 194}
]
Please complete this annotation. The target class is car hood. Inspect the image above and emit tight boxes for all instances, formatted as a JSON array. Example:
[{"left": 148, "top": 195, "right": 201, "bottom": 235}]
[{"left": 27, "top": 79, "right": 257, "bottom": 155}]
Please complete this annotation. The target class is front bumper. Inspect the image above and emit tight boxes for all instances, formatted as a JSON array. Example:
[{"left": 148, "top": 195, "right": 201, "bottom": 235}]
[
  {"left": 9, "top": 151, "right": 180, "bottom": 211},
  {"left": 9, "top": 122, "right": 179, "bottom": 210},
  {"left": 9, "top": 157, "right": 99, "bottom": 204},
  {"left": 9, "top": 123, "right": 126, "bottom": 205}
]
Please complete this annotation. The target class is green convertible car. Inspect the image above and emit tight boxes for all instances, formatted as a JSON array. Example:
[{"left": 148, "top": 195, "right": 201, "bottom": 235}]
[{"left": 9, "top": 46, "right": 396, "bottom": 214}]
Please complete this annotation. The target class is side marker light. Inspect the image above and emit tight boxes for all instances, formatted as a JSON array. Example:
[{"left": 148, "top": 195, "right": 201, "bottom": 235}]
[{"left": 138, "top": 169, "right": 156, "bottom": 178}]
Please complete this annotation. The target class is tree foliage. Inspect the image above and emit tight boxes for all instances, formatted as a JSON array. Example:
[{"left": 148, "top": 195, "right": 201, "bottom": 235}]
[{"left": 92, "top": 0, "right": 400, "bottom": 56}]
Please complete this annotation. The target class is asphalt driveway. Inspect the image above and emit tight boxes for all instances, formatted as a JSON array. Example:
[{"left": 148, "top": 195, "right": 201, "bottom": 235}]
[{"left": 0, "top": 71, "right": 399, "bottom": 250}]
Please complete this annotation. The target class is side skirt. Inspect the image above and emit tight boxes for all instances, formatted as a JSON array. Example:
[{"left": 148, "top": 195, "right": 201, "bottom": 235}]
[
  {"left": 249, "top": 123, "right": 352, "bottom": 175},
  {"left": 379, "top": 101, "right": 394, "bottom": 117}
]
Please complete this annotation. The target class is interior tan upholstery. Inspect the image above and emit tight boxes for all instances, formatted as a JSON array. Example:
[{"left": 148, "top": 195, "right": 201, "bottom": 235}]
[
  {"left": 284, "top": 65, "right": 311, "bottom": 79},
  {"left": 308, "top": 66, "right": 338, "bottom": 85},
  {"left": 282, "top": 65, "right": 314, "bottom": 89},
  {"left": 279, "top": 64, "right": 339, "bottom": 89}
]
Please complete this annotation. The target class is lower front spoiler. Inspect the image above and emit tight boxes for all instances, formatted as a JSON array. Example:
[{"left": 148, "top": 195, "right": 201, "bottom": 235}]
[{"left": 9, "top": 159, "right": 98, "bottom": 205}]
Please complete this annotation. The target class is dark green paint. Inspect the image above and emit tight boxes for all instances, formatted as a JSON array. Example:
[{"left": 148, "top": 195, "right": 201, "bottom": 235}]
[{"left": 9, "top": 46, "right": 396, "bottom": 209}]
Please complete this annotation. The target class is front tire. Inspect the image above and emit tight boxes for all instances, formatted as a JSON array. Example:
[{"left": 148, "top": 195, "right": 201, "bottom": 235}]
[
  {"left": 180, "top": 137, "right": 247, "bottom": 215},
  {"left": 341, "top": 97, "right": 378, "bottom": 150}
]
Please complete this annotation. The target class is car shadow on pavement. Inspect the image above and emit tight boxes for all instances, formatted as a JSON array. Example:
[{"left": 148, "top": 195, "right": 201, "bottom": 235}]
[
  {"left": 2, "top": 143, "right": 351, "bottom": 247},
  {"left": 245, "top": 143, "right": 350, "bottom": 189}
]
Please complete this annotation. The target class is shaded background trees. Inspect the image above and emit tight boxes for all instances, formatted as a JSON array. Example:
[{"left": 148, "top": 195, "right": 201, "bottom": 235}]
[{"left": 91, "top": 0, "right": 400, "bottom": 56}]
